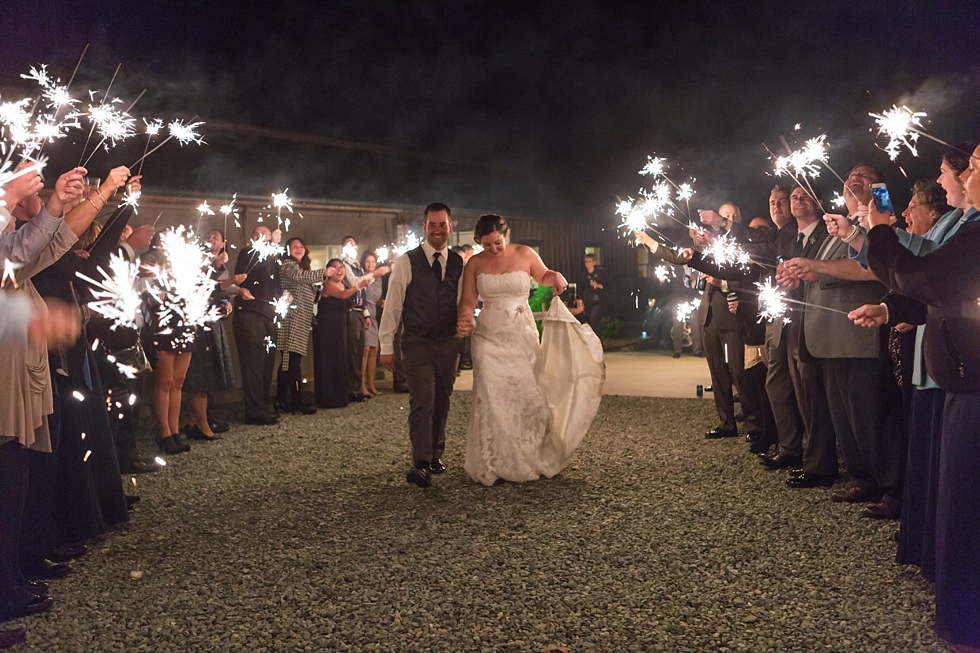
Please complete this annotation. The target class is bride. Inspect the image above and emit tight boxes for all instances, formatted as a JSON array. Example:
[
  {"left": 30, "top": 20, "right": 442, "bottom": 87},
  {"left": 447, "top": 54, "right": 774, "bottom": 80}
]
[{"left": 456, "top": 214, "right": 604, "bottom": 486}]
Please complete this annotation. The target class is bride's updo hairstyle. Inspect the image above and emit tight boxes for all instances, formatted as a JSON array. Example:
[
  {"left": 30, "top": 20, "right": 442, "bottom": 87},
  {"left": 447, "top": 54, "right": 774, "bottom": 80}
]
[{"left": 473, "top": 214, "right": 509, "bottom": 241}]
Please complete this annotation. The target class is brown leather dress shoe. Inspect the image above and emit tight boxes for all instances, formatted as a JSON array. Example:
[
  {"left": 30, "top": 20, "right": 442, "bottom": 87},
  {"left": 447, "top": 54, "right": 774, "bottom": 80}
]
[
  {"left": 831, "top": 485, "right": 880, "bottom": 503},
  {"left": 863, "top": 501, "right": 901, "bottom": 520}
]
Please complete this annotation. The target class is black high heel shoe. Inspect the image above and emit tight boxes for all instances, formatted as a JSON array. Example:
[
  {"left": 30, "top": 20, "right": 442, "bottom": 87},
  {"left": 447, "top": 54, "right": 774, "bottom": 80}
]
[{"left": 156, "top": 435, "right": 186, "bottom": 455}]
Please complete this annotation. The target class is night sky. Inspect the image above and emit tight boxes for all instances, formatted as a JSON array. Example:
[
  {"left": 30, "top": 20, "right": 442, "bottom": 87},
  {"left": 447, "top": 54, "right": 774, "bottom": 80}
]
[{"left": 2, "top": 0, "right": 979, "bottom": 225}]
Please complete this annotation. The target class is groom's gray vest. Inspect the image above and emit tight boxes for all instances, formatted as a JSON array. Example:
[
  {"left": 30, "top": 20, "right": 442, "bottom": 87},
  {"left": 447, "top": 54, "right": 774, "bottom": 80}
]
[{"left": 402, "top": 246, "right": 463, "bottom": 339}]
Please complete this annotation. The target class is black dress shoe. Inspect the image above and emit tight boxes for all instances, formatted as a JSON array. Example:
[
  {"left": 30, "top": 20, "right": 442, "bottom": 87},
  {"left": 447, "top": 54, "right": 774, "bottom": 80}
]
[
  {"left": 760, "top": 453, "right": 803, "bottom": 470},
  {"left": 209, "top": 419, "right": 230, "bottom": 433},
  {"left": 287, "top": 403, "right": 317, "bottom": 415},
  {"left": 17, "top": 595, "right": 53, "bottom": 617},
  {"left": 704, "top": 385, "right": 713, "bottom": 392},
  {"left": 406, "top": 464, "right": 432, "bottom": 488},
  {"left": 185, "top": 424, "right": 219, "bottom": 441},
  {"left": 672, "top": 352, "right": 681, "bottom": 358},
  {"left": 118, "top": 456, "right": 160, "bottom": 474},
  {"left": 49, "top": 543, "right": 86, "bottom": 563},
  {"left": 704, "top": 427, "right": 738, "bottom": 439},
  {"left": 745, "top": 431, "right": 761, "bottom": 443},
  {"left": 245, "top": 413, "right": 278, "bottom": 425},
  {"left": 749, "top": 440, "right": 776, "bottom": 455},
  {"left": 28, "top": 580, "right": 48, "bottom": 597},
  {"left": 348, "top": 393, "right": 367, "bottom": 403},
  {"left": 430, "top": 459, "right": 446, "bottom": 475},
  {"left": 125, "top": 495, "right": 140, "bottom": 510},
  {"left": 155, "top": 435, "right": 186, "bottom": 455},
  {"left": 786, "top": 473, "right": 836, "bottom": 488},
  {"left": 23, "top": 559, "right": 71, "bottom": 580}
]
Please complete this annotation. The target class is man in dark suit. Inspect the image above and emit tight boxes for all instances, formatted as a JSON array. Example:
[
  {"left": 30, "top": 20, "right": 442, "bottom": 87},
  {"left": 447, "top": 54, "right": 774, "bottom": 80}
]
[
  {"left": 773, "top": 185, "right": 839, "bottom": 488},
  {"left": 379, "top": 204, "right": 464, "bottom": 487}
]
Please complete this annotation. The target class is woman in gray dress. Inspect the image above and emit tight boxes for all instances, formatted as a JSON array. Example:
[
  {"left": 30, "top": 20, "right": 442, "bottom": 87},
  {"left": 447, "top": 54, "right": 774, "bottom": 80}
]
[
  {"left": 275, "top": 237, "right": 325, "bottom": 414},
  {"left": 359, "top": 250, "right": 386, "bottom": 396}
]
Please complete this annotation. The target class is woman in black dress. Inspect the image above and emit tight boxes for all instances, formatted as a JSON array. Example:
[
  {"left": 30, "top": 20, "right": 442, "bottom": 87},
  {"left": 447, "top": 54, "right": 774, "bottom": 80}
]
[{"left": 314, "top": 259, "right": 370, "bottom": 408}]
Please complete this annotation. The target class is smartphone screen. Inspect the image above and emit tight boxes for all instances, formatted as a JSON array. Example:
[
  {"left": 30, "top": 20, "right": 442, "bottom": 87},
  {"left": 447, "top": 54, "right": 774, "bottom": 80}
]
[{"left": 871, "top": 183, "right": 894, "bottom": 215}]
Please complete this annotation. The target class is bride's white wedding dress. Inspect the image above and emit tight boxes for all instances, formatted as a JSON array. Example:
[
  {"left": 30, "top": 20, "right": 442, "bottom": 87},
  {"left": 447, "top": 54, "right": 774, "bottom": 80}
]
[{"left": 464, "top": 270, "right": 605, "bottom": 486}]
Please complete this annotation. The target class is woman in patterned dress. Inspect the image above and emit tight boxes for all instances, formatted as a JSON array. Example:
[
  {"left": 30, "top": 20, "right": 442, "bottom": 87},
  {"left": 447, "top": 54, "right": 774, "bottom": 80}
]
[{"left": 275, "top": 237, "right": 325, "bottom": 414}]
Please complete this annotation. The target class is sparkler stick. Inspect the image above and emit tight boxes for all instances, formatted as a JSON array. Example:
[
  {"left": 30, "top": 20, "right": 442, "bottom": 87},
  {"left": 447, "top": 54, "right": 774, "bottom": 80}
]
[
  {"left": 136, "top": 118, "right": 163, "bottom": 175},
  {"left": 78, "top": 63, "right": 121, "bottom": 166},
  {"left": 764, "top": 142, "right": 820, "bottom": 205}
]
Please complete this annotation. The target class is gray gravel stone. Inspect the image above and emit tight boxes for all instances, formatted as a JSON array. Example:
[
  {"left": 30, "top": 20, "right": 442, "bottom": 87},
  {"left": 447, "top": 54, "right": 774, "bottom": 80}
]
[{"left": 3, "top": 395, "right": 952, "bottom": 651}]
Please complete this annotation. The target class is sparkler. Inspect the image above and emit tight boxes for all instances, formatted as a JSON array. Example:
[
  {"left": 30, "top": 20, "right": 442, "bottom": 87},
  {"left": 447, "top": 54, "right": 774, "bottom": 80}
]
[
  {"left": 243, "top": 235, "right": 285, "bottom": 274},
  {"left": 153, "top": 226, "right": 220, "bottom": 345},
  {"left": 870, "top": 105, "right": 927, "bottom": 160},
  {"left": 773, "top": 135, "right": 828, "bottom": 179},
  {"left": 342, "top": 241, "right": 358, "bottom": 262},
  {"left": 76, "top": 252, "right": 144, "bottom": 330},
  {"left": 80, "top": 100, "right": 138, "bottom": 166},
  {"left": 271, "top": 190, "right": 293, "bottom": 229},
  {"left": 220, "top": 193, "right": 237, "bottom": 236},
  {"left": 676, "top": 298, "right": 701, "bottom": 323},
  {"left": 270, "top": 293, "right": 294, "bottom": 328},
  {"left": 375, "top": 245, "right": 390, "bottom": 264},
  {"left": 653, "top": 265, "right": 674, "bottom": 283},
  {"left": 391, "top": 232, "right": 423, "bottom": 257},
  {"left": 129, "top": 117, "right": 205, "bottom": 169},
  {"left": 120, "top": 187, "right": 141, "bottom": 214},
  {"left": 703, "top": 235, "right": 751, "bottom": 270},
  {"left": 756, "top": 279, "right": 791, "bottom": 324},
  {"left": 135, "top": 118, "right": 163, "bottom": 175}
]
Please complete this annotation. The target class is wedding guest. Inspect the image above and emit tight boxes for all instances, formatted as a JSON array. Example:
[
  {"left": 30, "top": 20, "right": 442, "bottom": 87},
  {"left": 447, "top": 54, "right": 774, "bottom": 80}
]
[
  {"left": 314, "top": 259, "right": 370, "bottom": 408},
  {"left": 233, "top": 226, "right": 282, "bottom": 425},
  {"left": 359, "top": 250, "right": 387, "bottom": 396},
  {"left": 146, "top": 234, "right": 196, "bottom": 455},
  {"left": 275, "top": 237, "right": 325, "bottom": 414},
  {"left": 341, "top": 236, "right": 369, "bottom": 402},
  {"left": 583, "top": 253, "right": 606, "bottom": 327},
  {"left": 853, "top": 140, "right": 980, "bottom": 650},
  {"left": 183, "top": 230, "right": 244, "bottom": 439}
]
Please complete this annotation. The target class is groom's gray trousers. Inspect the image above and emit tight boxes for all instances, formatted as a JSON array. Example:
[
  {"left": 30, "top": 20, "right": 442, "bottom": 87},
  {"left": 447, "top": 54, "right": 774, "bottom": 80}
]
[{"left": 402, "top": 332, "right": 462, "bottom": 466}]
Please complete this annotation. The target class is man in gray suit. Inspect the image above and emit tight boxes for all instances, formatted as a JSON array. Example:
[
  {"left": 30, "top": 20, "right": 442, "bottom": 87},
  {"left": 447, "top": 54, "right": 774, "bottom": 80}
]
[{"left": 783, "top": 165, "right": 905, "bottom": 514}]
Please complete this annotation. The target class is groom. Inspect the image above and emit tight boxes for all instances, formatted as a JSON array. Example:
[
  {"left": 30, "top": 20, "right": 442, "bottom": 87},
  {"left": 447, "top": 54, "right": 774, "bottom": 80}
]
[{"left": 379, "top": 203, "right": 465, "bottom": 487}]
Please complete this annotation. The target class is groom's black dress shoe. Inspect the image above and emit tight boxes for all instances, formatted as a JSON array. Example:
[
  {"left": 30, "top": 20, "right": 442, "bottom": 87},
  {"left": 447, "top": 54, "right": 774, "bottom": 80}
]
[
  {"left": 704, "top": 427, "right": 738, "bottom": 439},
  {"left": 760, "top": 453, "right": 803, "bottom": 470},
  {"left": 406, "top": 463, "right": 432, "bottom": 488},
  {"left": 786, "top": 473, "right": 836, "bottom": 488},
  {"left": 430, "top": 459, "right": 446, "bottom": 475}
]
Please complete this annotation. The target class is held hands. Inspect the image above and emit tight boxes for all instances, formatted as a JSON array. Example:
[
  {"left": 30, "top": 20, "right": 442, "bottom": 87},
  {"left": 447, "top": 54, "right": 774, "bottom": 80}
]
[
  {"left": 775, "top": 261, "right": 800, "bottom": 290},
  {"left": 848, "top": 303, "right": 888, "bottom": 328},
  {"left": 784, "top": 257, "right": 818, "bottom": 282},
  {"left": 456, "top": 314, "right": 475, "bottom": 337}
]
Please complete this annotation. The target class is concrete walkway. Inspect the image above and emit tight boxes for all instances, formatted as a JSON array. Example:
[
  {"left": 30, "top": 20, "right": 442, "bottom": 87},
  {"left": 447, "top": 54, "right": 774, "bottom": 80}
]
[{"left": 453, "top": 350, "right": 713, "bottom": 399}]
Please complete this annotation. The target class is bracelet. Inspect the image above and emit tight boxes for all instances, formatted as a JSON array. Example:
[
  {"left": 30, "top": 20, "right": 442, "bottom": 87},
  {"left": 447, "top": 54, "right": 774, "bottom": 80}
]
[
  {"left": 879, "top": 302, "right": 890, "bottom": 325},
  {"left": 94, "top": 188, "right": 107, "bottom": 204},
  {"left": 84, "top": 196, "right": 100, "bottom": 211},
  {"left": 841, "top": 225, "right": 863, "bottom": 244}
]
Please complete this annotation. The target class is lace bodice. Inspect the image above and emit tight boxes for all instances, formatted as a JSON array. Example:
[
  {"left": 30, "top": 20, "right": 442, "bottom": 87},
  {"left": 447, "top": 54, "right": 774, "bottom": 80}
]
[{"left": 476, "top": 270, "right": 531, "bottom": 303}]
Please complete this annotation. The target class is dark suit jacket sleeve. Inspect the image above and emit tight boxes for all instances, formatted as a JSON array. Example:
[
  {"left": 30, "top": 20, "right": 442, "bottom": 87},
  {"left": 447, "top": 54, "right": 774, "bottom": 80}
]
[
  {"left": 87, "top": 206, "right": 134, "bottom": 265},
  {"left": 881, "top": 292, "right": 928, "bottom": 327},
  {"left": 687, "top": 251, "right": 759, "bottom": 284},
  {"left": 867, "top": 223, "right": 980, "bottom": 306}
]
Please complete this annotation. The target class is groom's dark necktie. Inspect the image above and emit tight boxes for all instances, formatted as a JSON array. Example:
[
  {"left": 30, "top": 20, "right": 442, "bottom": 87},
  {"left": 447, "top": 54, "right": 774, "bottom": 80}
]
[{"left": 432, "top": 251, "right": 442, "bottom": 281}]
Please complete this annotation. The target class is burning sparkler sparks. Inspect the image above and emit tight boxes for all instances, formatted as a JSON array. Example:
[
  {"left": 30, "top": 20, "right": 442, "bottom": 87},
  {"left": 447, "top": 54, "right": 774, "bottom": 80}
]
[
  {"left": 197, "top": 200, "right": 214, "bottom": 216},
  {"left": 831, "top": 192, "right": 846, "bottom": 209},
  {"left": 676, "top": 298, "right": 701, "bottom": 323},
  {"left": 87, "top": 101, "right": 137, "bottom": 149},
  {"left": 154, "top": 226, "right": 220, "bottom": 343},
  {"left": 773, "top": 135, "right": 828, "bottom": 179},
  {"left": 168, "top": 119, "right": 205, "bottom": 145},
  {"left": 375, "top": 246, "right": 390, "bottom": 264},
  {"left": 219, "top": 194, "right": 237, "bottom": 217},
  {"left": 756, "top": 279, "right": 791, "bottom": 324},
  {"left": 270, "top": 293, "right": 294, "bottom": 327},
  {"left": 76, "top": 253, "right": 143, "bottom": 330},
  {"left": 120, "top": 187, "right": 141, "bottom": 214},
  {"left": 653, "top": 265, "right": 674, "bottom": 283},
  {"left": 870, "top": 105, "right": 926, "bottom": 161},
  {"left": 704, "top": 235, "right": 751, "bottom": 270}
]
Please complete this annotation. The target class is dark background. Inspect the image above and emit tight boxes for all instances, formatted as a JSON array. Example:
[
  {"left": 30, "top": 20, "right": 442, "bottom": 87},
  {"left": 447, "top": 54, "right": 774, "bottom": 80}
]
[{"left": 2, "top": 0, "right": 979, "bottom": 226}]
